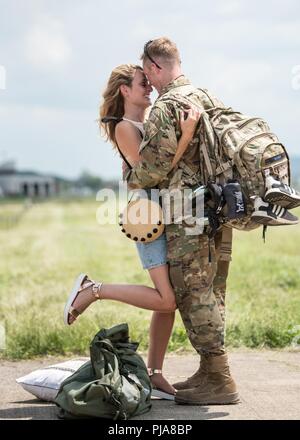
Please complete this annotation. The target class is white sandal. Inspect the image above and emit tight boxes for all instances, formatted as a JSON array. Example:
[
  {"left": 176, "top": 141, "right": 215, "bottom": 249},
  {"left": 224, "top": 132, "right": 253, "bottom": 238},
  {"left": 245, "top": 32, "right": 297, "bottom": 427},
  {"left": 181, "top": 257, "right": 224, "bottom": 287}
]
[
  {"left": 148, "top": 368, "right": 176, "bottom": 401},
  {"left": 63, "top": 273, "right": 103, "bottom": 326}
]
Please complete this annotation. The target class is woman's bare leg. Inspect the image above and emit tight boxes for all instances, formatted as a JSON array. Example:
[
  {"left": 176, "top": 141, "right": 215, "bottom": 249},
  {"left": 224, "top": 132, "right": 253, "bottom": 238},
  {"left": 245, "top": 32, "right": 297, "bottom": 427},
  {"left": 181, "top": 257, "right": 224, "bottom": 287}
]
[
  {"left": 67, "top": 265, "right": 177, "bottom": 394},
  {"left": 67, "top": 270, "right": 176, "bottom": 324},
  {"left": 100, "top": 281, "right": 176, "bottom": 311},
  {"left": 147, "top": 265, "right": 176, "bottom": 395}
]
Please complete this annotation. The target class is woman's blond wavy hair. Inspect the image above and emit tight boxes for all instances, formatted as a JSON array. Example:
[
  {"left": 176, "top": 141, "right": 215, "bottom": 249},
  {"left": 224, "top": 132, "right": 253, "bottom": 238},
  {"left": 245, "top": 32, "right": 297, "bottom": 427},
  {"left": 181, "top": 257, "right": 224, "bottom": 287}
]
[{"left": 99, "top": 64, "right": 143, "bottom": 148}]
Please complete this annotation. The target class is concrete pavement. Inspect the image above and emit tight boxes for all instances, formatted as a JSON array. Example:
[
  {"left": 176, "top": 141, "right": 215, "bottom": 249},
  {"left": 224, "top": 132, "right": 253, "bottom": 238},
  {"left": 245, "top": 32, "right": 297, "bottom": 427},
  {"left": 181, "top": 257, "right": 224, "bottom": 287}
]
[{"left": 0, "top": 350, "right": 299, "bottom": 420}]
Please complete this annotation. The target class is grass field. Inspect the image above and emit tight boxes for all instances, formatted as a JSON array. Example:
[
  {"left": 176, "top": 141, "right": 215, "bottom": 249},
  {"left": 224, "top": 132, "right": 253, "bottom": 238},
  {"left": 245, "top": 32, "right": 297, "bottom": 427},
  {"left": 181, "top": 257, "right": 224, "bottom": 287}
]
[{"left": 0, "top": 198, "right": 299, "bottom": 359}]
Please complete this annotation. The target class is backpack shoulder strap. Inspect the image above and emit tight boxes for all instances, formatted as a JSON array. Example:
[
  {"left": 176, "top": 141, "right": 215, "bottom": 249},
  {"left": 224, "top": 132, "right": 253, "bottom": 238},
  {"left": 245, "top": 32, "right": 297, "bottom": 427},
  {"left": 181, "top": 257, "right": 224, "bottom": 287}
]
[{"left": 197, "top": 88, "right": 216, "bottom": 106}]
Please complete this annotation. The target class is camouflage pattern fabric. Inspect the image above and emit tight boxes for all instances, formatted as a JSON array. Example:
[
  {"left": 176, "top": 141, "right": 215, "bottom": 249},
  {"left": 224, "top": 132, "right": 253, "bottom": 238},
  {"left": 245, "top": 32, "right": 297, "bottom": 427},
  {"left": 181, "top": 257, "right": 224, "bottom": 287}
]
[
  {"left": 165, "top": 223, "right": 232, "bottom": 356},
  {"left": 125, "top": 76, "right": 221, "bottom": 195},
  {"left": 125, "top": 75, "right": 291, "bottom": 232},
  {"left": 195, "top": 92, "right": 290, "bottom": 230},
  {"left": 126, "top": 76, "right": 232, "bottom": 355},
  {"left": 213, "top": 226, "right": 232, "bottom": 324}
]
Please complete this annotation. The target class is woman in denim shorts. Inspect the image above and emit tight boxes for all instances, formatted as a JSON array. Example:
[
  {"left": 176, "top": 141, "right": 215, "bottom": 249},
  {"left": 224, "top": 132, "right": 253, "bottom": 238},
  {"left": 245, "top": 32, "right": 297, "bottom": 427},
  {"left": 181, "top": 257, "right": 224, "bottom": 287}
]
[{"left": 64, "top": 64, "right": 200, "bottom": 398}]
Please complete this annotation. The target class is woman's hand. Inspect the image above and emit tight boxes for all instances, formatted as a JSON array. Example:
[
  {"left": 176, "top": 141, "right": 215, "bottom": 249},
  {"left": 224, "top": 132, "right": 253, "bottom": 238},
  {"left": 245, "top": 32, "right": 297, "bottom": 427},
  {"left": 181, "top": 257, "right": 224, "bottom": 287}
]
[
  {"left": 180, "top": 106, "right": 202, "bottom": 140},
  {"left": 171, "top": 107, "right": 202, "bottom": 169}
]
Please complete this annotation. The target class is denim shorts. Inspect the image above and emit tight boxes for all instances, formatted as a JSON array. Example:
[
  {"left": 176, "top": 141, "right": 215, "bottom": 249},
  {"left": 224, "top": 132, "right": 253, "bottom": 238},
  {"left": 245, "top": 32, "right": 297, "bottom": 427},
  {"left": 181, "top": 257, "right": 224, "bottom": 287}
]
[{"left": 135, "top": 232, "right": 167, "bottom": 270}]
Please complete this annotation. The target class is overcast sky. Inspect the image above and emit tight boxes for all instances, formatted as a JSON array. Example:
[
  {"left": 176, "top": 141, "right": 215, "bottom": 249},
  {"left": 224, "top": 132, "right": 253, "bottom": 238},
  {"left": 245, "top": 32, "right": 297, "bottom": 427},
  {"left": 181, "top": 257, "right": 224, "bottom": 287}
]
[{"left": 0, "top": 0, "right": 299, "bottom": 180}]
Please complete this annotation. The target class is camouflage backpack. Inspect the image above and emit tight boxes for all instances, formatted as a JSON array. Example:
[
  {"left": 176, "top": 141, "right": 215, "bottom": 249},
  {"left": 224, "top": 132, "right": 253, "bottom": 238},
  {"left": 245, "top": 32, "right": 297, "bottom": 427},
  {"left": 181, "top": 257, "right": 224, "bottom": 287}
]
[
  {"left": 55, "top": 323, "right": 152, "bottom": 420},
  {"left": 163, "top": 85, "right": 291, "bottom": 231}
]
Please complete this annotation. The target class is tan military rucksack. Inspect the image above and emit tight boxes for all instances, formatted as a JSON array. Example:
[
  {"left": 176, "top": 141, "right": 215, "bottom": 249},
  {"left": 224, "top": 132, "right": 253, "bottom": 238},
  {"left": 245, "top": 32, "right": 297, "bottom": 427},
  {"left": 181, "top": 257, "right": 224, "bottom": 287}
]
[
  {"left": 164, "top": 86, "right": 291, "bottom": 231},
  {"left": 199, "top": 90, "right": 291, "bottom": 230}
]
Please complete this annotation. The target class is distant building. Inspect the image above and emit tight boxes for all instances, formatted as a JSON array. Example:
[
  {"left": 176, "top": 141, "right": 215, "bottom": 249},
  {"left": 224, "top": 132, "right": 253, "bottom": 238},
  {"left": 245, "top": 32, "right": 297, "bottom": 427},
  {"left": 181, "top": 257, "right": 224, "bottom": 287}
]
[{"left": 0, "top": 161, "right": 58, "bottom": 198}]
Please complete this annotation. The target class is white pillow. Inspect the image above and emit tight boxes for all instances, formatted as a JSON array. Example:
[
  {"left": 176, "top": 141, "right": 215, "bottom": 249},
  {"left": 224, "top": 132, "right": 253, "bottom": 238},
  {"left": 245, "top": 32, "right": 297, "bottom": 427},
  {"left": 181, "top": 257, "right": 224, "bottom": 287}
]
[{"left": 16, "top": 358, "right": 89, "bottom": 402}]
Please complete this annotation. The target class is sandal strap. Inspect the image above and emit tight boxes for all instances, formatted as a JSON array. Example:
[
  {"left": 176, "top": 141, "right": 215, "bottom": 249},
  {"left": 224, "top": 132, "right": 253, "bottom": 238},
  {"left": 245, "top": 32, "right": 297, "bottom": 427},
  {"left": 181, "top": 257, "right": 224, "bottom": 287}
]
[
  {"left": 67, "top": 275, "right": 103, "bottom": 324},
  {"left": 91, "top": 281, "right": 103, "bottom": 299},
  {"left": 79, "top": 277, "right": 103, "bottom": 300},
  {"left": 147, "top": 368, "right": 162, "bottom": 376},
  {"left": 69, "top": 306, "right": 81, "bottom": 319}
]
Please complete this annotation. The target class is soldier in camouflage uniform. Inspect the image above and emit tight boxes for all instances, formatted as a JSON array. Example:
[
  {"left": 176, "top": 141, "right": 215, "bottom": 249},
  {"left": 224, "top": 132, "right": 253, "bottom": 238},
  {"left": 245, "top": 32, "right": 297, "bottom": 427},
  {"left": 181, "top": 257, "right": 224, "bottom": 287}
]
[{"left": 125, "top": 38, "right": 239, "bottom": 405}]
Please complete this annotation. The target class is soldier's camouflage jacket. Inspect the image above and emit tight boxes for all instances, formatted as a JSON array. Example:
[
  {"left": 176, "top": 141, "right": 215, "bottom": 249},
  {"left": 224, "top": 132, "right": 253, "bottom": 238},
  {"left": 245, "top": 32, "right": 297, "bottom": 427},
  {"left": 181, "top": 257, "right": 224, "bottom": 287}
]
[{"left": 125, "top": 75, "right": 224, "bottom": 222}]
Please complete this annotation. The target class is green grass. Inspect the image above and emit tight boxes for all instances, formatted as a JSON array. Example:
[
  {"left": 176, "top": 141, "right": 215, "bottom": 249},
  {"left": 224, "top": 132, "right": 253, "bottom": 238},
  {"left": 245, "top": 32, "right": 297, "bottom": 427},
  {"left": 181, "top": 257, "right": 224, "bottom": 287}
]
[{"left": 0, "top": 198, "right": 299, "bottom": 359}]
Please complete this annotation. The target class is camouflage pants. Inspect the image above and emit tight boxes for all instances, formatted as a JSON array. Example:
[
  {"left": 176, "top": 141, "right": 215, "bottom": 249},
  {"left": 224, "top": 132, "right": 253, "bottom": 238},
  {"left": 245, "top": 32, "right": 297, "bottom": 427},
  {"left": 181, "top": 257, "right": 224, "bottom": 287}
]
[
  {"left": 166, "top": 224, "right": 232, "bottom": 356},
  {"left": 213, "top": 227, "right": 232, "bottom": 325}
]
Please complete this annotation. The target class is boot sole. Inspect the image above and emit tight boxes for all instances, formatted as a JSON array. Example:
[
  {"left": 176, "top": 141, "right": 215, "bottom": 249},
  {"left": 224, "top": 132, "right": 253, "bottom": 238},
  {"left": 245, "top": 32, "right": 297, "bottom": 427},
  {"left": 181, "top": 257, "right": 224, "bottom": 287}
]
[
  {"left": 175, "top": 392, "right": 240, "bottom": 406},
  {"left": 264, "top": 190, "right": 300, "bottom": 209},
  {"left": 63, "top": 273, "right": 87, "bottom": 326},
  {"left": 251, "top": 213, "right": 298, "bottom": 226}
]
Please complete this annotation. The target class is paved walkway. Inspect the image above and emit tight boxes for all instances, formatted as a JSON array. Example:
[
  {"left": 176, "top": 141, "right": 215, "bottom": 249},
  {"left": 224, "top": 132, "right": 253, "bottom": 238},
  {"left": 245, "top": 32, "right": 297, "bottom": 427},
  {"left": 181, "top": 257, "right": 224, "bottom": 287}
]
[{"left": 1, "top": 350, "right": 300, "bottom": 420}]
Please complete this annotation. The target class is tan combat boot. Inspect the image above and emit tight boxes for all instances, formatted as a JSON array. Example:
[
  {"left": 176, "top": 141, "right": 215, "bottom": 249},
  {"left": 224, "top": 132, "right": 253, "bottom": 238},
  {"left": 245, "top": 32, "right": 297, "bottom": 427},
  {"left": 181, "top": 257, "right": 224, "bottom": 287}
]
[
  {"left": 175, "top": 354, "right": 239, "bottom": 405},
  {"left": 172, "top": 356, "right": 209, "bottom": 391}
]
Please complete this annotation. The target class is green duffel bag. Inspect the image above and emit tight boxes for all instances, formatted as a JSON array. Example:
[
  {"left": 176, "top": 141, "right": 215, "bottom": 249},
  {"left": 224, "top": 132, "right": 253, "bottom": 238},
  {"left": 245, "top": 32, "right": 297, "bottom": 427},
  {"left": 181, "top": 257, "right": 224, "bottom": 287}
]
[{"left": 55, "top": 323, "right": 152, "bottom": 420}]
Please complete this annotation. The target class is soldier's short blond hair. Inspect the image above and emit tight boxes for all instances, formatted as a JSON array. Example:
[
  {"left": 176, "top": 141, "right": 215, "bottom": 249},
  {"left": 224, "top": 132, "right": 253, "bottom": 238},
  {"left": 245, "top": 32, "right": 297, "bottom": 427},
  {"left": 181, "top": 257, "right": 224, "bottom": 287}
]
[{"left": 141, "top": 37, "right": 181, "bottom": 67}]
